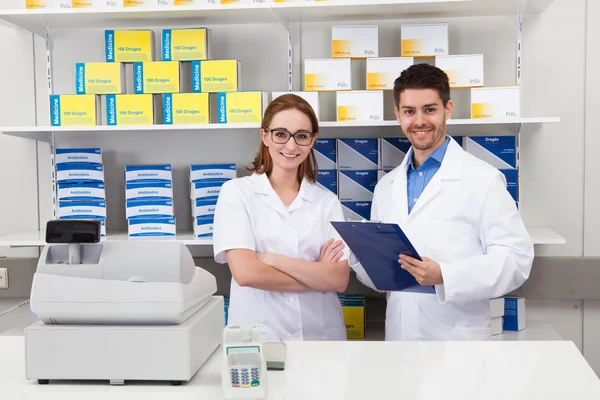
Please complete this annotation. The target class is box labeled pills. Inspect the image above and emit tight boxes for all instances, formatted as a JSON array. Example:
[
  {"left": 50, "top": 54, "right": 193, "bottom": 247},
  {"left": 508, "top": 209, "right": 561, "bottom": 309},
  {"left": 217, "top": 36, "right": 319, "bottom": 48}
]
[
  {"left": 471, "top": 86, "right": 520, "bottom": 119},
  {"left": 56, "top": 148, "right": 102, "bottom": 165},
  {"left": 193, "top": 60, "right": 241, "bottom": 93},
  {"left": 50, "top": 95, "right": 101, "bottom": 127},
  {"left": 76, "top": 62, "right": 126, "bottom": 94},
  {"left": 366, "top": 57, "right": 413, "bottom": 90},
  {"left": 128, "top": 217, "right": 176, "bottom": 238},
  {"left": 435, "top": 54, "right": 484, "bottom": 88},
  {"left": 336, "top": 90, "right": 384, "bottom": 123},
  {"left": 304, "top": 59, "right": 351, "bottom": 91},
  {"left": 103, "top": 94, "right": 156, "bottom": 126},
  {"left": 401, "top": 23, "right": 449, "bottom": 57},
  {"left": 212, "top": 91, "right": 268, "bottom": 124},
  {"left": 162, "top": 28, "right": 211, "bottom": 61},
  {"left": 105, "top": 30, "right": 155, "bottom": 63},
  {"left": 331, "top": 25, "right": 379, "bottom": 59},
  {"left": 162, "top": 93, "right": 209, "bottom": 125}
]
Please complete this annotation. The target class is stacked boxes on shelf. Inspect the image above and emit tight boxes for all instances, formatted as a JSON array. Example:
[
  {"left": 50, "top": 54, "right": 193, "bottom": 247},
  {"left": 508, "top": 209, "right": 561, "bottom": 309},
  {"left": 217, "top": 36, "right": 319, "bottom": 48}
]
[
  {"left": 338, "top": 294, "right": 365, "bottom": 340},
  {"left": 125, "top": 164, "right": 176, "bottom": 237},
  {"left": 189, "top": 164, "right": 236, "bottom": 238},
  {"left": 55, "top": 148, "right": 107, "bottom": 236}
]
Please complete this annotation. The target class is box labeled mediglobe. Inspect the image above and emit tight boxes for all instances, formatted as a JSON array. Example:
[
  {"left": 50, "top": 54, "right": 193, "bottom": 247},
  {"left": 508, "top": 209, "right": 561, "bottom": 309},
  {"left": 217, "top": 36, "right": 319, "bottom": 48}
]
[
  {"left": 58, "top": 200, "right": 107, "bottom": 219},
  {"left": 337, "top": 138, "right": 379, "bottom": 170},
  {"left": 190, "top": 164, "right": 236, "bottom": 183},
  {"left": 212, "top": 91, "right": 268, "bottom": 124},
  {"left": 134, "top": 61, "right": 182, "bottom": 94},
  {"left": 57, "top": 183, "right": 106, "bottom": 201},
  {"left": 401, "top": 23, "right": 449, "bottom": 57},
  {"left": 193, "top": 60, "right": 241, "bottom": 93},
  {"left": 126, "top": 199, "right": 174, "bottom": 219},
  {"left": 316, "top": 170, "right": 337, "bottom": 196},
  {"left": 464, "top": 136, "right": 517, "bottom": 170},
  {"left": 435, "top": 54, "right": 484, "bottom": 88},
  {"left": 103, "top": 94, "right": 156, "bottom": 126},
  {"left": 471, "top": 86, "right": 520, "bottom": 119},
  {"left": 76, "top": 63, "right": 126, "bottom": 95},
  {"left": 338, "top": 170, "right": 377, "bottom": 202},
  {"left": 162, "top": 93, "right": 209, "bottom": 125},
  {"left": 314, "top": 139, "right": 337, "bottom": 170},
  {"left": 272, "top": 91, "right": 320, "bottom": 120},
  {"left": 366, "top": 57, "right": 413, "bottom": 90},
  {"left": 126, "top": 182, "right": 173, "bottom": 201},
  {"left": 332, "top": 25, "right": 379, "bottom": 59},
  {"left": 125, "top": 164, "right": 173, "bottom": 184},
  {"left": 105, "top": 30, "right": 155, "bottom": 63},
  {"left": 50, "top": 95, "right": 101, "bottom": 127},
  {"left": 56, "top": 148, "right": 102, "bottom": 165},
  {"left": 128, "top": 217, "right": 176, "bottom": 238},
  {"left": 336, "top": 91, "right": 383, "bottom": 123},
  {"left": 56, "top": 164, "right": 104, "bottom": 184},
  {"left": 162, "top": 29, "right": 211, "bottom": 61},
  {"left": 304, "top": 58, "right": 351, "bottom": 92}
]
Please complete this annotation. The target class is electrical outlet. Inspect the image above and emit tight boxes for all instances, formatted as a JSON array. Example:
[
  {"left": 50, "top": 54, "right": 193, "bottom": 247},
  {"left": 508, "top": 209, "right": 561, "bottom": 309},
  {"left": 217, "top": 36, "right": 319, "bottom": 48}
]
[{"left": 0, "top": 268, "right": 7, "bottom": 289}]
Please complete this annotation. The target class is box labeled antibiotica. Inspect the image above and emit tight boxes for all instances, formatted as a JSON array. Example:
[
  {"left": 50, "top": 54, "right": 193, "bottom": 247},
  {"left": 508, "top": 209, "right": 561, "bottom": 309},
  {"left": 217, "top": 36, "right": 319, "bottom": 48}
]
[
  {"left": 341, "top": 201, "right": 372, "bottom": 221},
  {"left": 50, "top": 95, "right": 101, "bottom": 127},
  {"left": 401, "top": 23, "right": 449, "bottom": 57},
  {"left": 336, "top": 91, "right": 384, "bottom": 122},
  {"left": 125, "top": 165, "right": 173, "bottom": 184},
  {"left": 191, "top": 181, "right": 227, "bottom": 200},
  {"left": 162, "top": 28, "right": 211, "bottom": 61},
  {"left": 338, "top": 170, "right": 377, "bottom": 202},
  {"left": 316, "top": 170, "right": 337, "bottom": 196},
  {"left": 193, "top": 60, "right": 241, "bottom": 93},
  {"left": 331, "top": 25, "right": 379, "bottom": 59},
  {"left": 103, "top": 94, "right": 156, "bottom": 126},
  {"left": 128, "top": 217, "right": 176, "bottom": 238},
  {"left": 60, "top": 216, "right": 106, "bottom": 236},
  {"left": 337, "top": 138, "right": 379, "bottom": 170},
  {"left": 162, "top": 93, "right": 209, "bottom": 125},
  {"left": 56, "top": 164, "right": 104, "bottom": 184},
  {"left": 211, "top": 91, "right": 268, "bottom": 124},
  {"left": 76, "top": 62, "right": 126, "bottom": 95},
  {"left": 126, "top": 182, "right": 173, "bottom": 201},
  {"left": 304, "top": 59, "right": 351, "bottom": 92},
  {"left": 58, "top": 200, "right": 107, "bottom": 219},
  {"left": 57, "top": 183, "right": 106, "bottom": 201},
  {"left": 272, "top": 91, "right": 320, "bottom": 119},
  {"left": 56, "top": 148, "right": 102, "bottom": 165},
  {"left": 464, "top": 136, "right": 517, "bottom": 169},
  {"left": 314, "top": 139, "right": 337, "bottom": 170},
  {"left": 126, "top": 199, "right": 174, "bottom": 219},
  {"left": 503, "top": 297, "right": 526, "bottom": 331},
  {"left": 192, "top": 198, "right": 217, "bottom": 218},
  {"left": 133, "top": 61, "right": 182, "bottom": 94},
  {"left": 366, "top": 57, "right": 413, "bottom": 90},
  {"left": 194, "top": 215, "right": 214, "bottom": 238},
  {"left": 471, "top": 86, "right": 520, "bottom": 119},
  {"left": 379, "top": 137, "right": 412, "bottom": 170},
  {"left": 190, "top": 164, "right": 236, "bottom": 183},
  {"left": 105, "top": 30, "right": 155, "bottom": 63},
  {"left": 435, "top": 54, "right": 484, "bottom": 88},
  {"left": 500, "top": 169, "right": 518, "bottom": 201}
]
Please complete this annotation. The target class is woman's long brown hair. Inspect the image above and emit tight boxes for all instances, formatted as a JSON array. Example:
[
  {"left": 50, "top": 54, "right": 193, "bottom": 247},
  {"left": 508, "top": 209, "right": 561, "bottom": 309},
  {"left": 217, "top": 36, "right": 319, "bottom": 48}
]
[{"left": 249, "top": 94, "right": 319, "bottom": 183}]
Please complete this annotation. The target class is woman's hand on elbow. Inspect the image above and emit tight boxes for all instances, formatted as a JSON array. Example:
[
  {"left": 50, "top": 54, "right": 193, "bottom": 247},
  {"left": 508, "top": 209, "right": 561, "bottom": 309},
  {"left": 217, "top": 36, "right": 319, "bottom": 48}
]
[{"left": 318, "top": 239, "right": 346, "bottom": 263}]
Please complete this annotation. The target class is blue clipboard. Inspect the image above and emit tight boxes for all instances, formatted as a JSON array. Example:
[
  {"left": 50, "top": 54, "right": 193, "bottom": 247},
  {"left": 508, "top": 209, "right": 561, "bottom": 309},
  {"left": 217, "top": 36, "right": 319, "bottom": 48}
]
[{"left": 331, "top": 221, "right": 435, "bottom": 293}]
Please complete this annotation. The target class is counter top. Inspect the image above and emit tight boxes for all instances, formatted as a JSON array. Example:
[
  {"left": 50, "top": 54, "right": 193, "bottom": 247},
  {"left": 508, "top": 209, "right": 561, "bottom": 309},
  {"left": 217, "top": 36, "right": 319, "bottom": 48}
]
[{"left": 1, "top": 336, "right": 599, "bottom": 399}]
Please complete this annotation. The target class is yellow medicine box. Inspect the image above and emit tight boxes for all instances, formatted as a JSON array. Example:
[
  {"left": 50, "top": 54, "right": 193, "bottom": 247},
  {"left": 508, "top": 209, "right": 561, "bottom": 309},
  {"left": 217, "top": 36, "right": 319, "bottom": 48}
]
[
  {"left": 75, "top": 62, "right": 126, "bottom": 95},
  {"left": 27, "top": 0, "right": 107, "bottom": 8},
  {"left": 401, "top": 23, "right": 449, "bottom": 57},
  {"left": 338, "top": 295, "right": 365, "bottom": 340},
  {"left": 211, "top": 91, "right": 268, "bottom": 124},
  {"left": 193, "top": 60, "right": 241, "bottom": 93},
  {"left": 104, "top": 30, "right": 155, "bottom": 63},
  {"left": 366, "top": 57, "right": 414, "bottom": 90},
  {"left": 50, "top": 95, "right": 101, "bottom": 127},
  {"left": 132, "top": 61, "right": 183, "bottom": 94},
  {"left": 332, "top": 25, "right": 379, "bottom": 59},
  {"left": 304, "top": 58, "right": 352, "bottom": 92},
  {"left": 161, "top": 93, "right": 210, "bottom": 125},
  {"left": 162, "top": 28, "right": 211, "bottom": 61},
  {"left": 103, "top": 94, "right": 157, "bottom": 126},
  {"left": 435, "top": 54, "right": 484, "bottom": 88},
  {"left": 471, "top": 86, "right": 520, "bottom": 119}
]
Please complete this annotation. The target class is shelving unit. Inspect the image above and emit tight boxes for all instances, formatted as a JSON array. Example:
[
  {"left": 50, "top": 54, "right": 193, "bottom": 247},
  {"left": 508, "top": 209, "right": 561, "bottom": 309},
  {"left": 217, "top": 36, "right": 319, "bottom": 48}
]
[{"left": 0, "top": 0, "right": 564, "bottom": 249}]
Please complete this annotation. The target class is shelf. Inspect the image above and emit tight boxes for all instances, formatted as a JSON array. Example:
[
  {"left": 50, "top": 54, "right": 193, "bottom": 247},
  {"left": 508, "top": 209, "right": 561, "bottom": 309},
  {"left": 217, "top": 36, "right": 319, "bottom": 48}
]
[
  {"left": 0, "top": 0, "right": 556, "bottom": 34},
  {"left": 0, "top": 227, "right": 564, "bottom": 248},
  {"left": 0, "top": 117, "right": 560, "bottom": 143}
]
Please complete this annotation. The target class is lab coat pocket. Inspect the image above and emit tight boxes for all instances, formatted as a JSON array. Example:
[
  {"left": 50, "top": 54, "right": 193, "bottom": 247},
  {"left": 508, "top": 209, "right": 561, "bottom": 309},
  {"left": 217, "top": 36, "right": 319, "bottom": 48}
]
[{"left": 453, "top": 326, "right": 491, "bottom": 341}]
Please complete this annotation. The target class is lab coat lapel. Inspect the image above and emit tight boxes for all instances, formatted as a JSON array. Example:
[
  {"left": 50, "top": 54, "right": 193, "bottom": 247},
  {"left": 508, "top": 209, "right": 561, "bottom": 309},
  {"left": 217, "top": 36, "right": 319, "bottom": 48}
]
[
  {"left": 252, "top": 173, "right": 291, "bottom": 218},
  {"left": 408, "top": 138, "right": 464, "bottom": 219},
  {"left": 390, "top": 157, "right": 410, "bottom": 225}
]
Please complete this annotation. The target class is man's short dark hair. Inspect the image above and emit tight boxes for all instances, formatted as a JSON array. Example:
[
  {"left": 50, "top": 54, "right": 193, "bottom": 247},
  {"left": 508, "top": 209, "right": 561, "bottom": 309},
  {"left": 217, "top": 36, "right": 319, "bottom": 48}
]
[{"left": 393, "top": 63, "right": 451, "bottom": 108}]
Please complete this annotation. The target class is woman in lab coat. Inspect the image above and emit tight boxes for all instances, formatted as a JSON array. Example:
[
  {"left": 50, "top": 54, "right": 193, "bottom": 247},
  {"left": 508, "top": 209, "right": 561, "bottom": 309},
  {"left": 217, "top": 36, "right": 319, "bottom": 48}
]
[{"left": 213, "top": 94, "right": 350, "bottom": 341}]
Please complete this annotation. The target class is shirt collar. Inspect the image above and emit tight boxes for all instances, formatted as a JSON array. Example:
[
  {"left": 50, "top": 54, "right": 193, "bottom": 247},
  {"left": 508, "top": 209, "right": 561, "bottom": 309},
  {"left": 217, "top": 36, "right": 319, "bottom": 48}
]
[
  {"left": 252, "top": 172, "right": 314, "bottom": 202},
  {"left": 407, "top": 136, "right": 450, "bottom": 170}
]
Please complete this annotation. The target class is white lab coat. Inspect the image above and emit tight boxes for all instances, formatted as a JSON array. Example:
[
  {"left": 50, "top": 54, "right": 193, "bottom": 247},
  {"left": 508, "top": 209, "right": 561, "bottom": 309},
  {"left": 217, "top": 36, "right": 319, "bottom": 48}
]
[
  {"left": 213, "top": 172, "right": 349, "bottom": 341},
  {"left": 351, "top": 137, "right": 534, "bottom": 341}
]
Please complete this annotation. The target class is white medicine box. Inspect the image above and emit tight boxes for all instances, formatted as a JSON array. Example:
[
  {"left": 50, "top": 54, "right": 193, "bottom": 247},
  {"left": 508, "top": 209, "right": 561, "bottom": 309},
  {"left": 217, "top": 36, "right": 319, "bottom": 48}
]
[{"left": 471, "top": 86, "right": 521, "bottom": 119}]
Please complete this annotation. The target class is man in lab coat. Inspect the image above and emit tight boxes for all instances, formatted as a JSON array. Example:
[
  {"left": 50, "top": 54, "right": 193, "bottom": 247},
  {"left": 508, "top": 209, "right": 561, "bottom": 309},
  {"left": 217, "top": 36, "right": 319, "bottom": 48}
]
[{"left": 349, "top": 64, "right": 534, "bottom": 341}]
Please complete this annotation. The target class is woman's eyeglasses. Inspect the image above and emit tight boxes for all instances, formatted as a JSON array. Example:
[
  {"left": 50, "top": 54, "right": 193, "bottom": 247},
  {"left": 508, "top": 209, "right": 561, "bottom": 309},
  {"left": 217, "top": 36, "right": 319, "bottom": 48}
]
[{"left": 265, "top": 128, "right": 316, "bottom": 146}]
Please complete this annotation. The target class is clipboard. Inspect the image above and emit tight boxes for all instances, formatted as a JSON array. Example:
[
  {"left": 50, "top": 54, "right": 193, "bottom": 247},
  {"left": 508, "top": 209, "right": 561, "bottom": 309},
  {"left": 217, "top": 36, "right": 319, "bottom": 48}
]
[{"left": 331, "top": 221, "right": 435, "bottom": 293}]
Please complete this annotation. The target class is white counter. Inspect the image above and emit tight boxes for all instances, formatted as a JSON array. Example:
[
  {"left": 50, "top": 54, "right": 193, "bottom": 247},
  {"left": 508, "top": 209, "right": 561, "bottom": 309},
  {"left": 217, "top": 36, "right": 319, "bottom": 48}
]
[{"left": 1, "top": 335, "right": 599, "bottom": 399}]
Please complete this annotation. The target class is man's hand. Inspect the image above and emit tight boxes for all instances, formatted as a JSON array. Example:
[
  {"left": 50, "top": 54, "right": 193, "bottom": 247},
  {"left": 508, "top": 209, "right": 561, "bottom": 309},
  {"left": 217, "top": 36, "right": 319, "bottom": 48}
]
[
  {"left": 398, "top": 254, "right": 444, "bottom": 285},
  {"left": 318, "top": 239, "right": 345, "bottom": 263}
]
